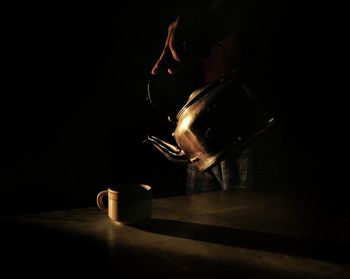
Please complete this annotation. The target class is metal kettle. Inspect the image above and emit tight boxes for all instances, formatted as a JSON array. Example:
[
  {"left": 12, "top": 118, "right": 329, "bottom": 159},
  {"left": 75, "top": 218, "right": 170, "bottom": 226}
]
[{"left": 145, "top": 75, "right": 275, "bottom": 172}]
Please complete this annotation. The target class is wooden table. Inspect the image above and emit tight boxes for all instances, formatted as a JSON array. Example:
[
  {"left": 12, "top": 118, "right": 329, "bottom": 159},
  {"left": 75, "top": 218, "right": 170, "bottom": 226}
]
[{"left": 1, "top": 190, "right": 350, "bottom": 278}]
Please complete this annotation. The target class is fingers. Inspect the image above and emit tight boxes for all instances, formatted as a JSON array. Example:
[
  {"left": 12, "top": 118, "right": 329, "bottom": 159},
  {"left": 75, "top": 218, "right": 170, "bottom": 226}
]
[
  {"left": 152, "top": 50, "right": 182, "bottom": 75},
  {"left": 151, "top": 32, "right": 170, "bottom": 75},
  {"left": 151, "top": 50, "right": 166, "bottom": 75},
  {"left": 151, "top": 17, "right": 183, "bottom": 75},
  {"left": 168, "top": 25, "right": 182, "bottom": 63}
]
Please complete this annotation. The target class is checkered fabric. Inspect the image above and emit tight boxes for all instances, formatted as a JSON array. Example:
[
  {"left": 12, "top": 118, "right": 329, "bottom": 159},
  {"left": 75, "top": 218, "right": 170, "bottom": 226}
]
[{"left": 186, "top": 147, "right": 252, "bottom": 194}]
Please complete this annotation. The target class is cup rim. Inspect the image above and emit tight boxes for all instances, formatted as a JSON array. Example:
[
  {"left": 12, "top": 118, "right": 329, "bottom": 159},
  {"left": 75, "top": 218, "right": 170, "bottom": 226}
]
[{"left": 108, "top": 184, "right": 152, "bottom": 192}]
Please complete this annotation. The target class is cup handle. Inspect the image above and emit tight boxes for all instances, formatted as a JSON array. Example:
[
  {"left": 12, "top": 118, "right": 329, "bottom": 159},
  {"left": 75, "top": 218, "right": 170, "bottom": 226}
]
[{"left": 96, "top": 190, "right": 108, "bottom": 212}]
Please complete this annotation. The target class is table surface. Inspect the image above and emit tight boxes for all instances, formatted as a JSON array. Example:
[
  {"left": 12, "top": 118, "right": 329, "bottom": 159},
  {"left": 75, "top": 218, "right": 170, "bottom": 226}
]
[{"left": 2, "top": 190, "right": 350, "bottom": 278}]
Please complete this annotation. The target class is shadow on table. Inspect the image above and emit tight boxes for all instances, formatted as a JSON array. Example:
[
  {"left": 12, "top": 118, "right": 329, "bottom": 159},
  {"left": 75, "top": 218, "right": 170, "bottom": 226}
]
[{"left": 132, "top": 218, "right": 350, "bottom": 264}]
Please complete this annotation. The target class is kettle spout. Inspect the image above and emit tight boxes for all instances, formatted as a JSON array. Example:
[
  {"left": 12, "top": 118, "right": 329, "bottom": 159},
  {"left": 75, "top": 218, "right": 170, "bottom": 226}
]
[{"left": 143, "top": 135, "right": 189, "bottom": 165}]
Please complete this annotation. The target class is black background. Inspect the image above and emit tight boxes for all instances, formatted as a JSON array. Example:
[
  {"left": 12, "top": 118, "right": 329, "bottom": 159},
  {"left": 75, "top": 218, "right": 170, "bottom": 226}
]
[{"left": 0, "top": 2, "right": 347, "bottom": 215}]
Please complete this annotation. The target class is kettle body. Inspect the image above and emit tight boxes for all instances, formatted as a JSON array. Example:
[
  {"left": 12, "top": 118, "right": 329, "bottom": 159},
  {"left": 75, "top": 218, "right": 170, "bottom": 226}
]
[{"left": 146, "top": 75, "right": 275, "bottom": 172}]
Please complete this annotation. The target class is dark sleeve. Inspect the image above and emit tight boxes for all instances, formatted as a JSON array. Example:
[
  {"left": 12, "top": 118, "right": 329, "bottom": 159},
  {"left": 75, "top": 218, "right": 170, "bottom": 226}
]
[
  {"left": 173, "top": 1, "right": 234, "bottom": 58},
  {"left": 187, "top": 1, "right": 287, "bottom": 38},
  {"left": 177, "top": 0, "right": 265, "bottom": 48}
]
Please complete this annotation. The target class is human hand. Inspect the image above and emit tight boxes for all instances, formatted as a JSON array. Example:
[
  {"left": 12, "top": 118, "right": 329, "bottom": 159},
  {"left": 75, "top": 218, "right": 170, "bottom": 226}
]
[
  {"left": 151, "top": 16, "right": 186, "bottom": 76},
  {"left": 151, "top": 14, "right": 237, "bottom": 84}
]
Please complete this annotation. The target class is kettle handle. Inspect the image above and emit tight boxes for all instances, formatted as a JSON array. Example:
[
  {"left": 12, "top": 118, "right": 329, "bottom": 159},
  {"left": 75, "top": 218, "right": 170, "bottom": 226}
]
[{"left": 143, "top": 135, "right": 189, "bottom": 165}]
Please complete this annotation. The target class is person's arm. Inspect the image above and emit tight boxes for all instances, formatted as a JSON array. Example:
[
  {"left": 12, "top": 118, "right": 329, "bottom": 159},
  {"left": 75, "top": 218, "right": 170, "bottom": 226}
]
[{"left": 151, "top": 0, "right": 258, "bottom": 77}]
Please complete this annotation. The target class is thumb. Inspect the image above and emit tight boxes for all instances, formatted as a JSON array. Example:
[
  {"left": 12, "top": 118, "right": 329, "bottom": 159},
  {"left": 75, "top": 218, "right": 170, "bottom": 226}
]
[{"left": 151, "top": 47, "right": 182, "bottom": 75}]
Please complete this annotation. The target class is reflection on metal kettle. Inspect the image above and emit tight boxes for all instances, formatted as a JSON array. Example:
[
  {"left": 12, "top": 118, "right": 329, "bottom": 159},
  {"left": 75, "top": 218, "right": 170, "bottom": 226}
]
[{"left": 144, "top": 75, "right": 275, "bottom": 172}]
